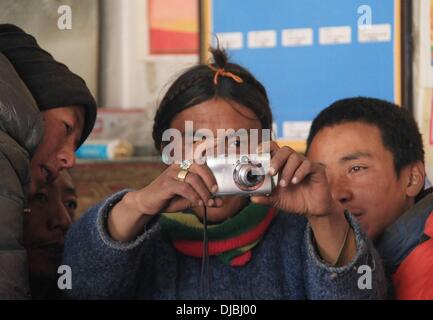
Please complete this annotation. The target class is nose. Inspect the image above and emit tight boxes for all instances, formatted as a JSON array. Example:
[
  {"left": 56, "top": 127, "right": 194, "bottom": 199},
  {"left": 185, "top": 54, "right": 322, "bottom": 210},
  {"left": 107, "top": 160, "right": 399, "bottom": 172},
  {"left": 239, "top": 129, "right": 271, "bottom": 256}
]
[
  {"left": 57, "top": 146, "right": 76, "bottom": 169},
  {"left": 48, "top": 202, "right": 73, "bottom": 234},
  {"left": 329, "top": 174, "right": 353, "bottom": 205}
]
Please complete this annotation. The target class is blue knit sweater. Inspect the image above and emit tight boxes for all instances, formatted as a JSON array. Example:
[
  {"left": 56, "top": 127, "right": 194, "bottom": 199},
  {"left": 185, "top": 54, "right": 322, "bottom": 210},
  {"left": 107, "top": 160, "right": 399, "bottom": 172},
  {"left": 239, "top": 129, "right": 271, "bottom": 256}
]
[{"left": 63, "top": 190, "right": 387, "bottom": 299}]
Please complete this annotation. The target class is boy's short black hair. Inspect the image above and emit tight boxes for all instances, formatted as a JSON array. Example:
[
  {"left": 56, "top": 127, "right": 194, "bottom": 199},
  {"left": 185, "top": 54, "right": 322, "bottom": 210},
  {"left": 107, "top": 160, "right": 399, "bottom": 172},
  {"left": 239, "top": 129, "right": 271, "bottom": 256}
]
[{"left": 306, "top": 97, "right": 424, "bottom": 176}]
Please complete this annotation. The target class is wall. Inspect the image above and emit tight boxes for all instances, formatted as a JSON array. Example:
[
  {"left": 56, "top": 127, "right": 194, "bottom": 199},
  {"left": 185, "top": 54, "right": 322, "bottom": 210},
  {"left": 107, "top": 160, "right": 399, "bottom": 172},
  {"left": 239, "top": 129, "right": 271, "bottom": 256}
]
[
  {"left": 413, "top": 0, "right": 433, "bottom": 185},
  {"left": 99, "top": 0, "right": 199, "bottom": 110},
  {"left": 0, "top": 0, "right": 99, "bottom": 100}
]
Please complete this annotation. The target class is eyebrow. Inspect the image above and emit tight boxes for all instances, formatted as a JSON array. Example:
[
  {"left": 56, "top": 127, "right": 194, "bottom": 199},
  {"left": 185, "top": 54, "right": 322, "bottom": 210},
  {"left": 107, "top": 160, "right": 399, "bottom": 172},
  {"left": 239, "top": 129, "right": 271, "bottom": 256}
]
[
  {"left": 181, "top": 128, "right": 259, "bottom": 137},
  {"left": 64, "top": 187, "right": 77, "bottom": 197},
  {"left": 339, "top": 152, "right": 372, "bottom": 163}
]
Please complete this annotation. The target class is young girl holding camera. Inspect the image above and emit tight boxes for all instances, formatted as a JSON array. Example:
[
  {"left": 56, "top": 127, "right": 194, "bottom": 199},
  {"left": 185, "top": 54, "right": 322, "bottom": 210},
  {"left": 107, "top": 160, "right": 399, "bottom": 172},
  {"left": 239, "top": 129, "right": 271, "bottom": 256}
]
[{"left": 63, "top": 47, "right": 386, "bottom": 299}]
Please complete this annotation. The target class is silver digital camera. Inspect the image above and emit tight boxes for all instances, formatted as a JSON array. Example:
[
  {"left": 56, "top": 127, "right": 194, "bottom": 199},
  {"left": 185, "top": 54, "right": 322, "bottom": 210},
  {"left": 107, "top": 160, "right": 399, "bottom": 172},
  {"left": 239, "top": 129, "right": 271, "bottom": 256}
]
[{"left": 206, "top": 154, "right": 275, "bottom": 196}]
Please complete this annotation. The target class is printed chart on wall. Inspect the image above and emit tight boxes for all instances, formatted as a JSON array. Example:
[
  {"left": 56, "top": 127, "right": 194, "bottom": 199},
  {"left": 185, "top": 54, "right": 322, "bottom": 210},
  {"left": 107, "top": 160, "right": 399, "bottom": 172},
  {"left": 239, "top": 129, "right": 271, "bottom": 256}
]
[{"left": 202, "top": 0, "right": 401, "bottom": 151}]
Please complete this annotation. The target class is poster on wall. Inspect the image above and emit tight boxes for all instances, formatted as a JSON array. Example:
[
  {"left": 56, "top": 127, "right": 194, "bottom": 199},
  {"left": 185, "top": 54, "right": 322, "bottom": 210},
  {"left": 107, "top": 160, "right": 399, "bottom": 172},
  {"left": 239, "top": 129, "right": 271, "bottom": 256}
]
[
  {"left": 148, "top": 0, "right": 199, "bottom": 54},
  {"left": 202, "top": 0, "right": 400, "bottom": 151}
]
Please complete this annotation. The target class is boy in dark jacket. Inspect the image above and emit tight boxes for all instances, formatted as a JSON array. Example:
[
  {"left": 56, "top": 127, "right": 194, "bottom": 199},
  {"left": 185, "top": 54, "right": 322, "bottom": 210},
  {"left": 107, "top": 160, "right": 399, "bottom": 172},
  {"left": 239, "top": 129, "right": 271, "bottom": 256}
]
[
  {"left": 0, "top": 53, "right": 43, "bottom": 299},
  {"left": 306, "top": 97, "right": 433, "bottom": 299},
  {"left": 0, "top": 24, "right": 96, "bottom": 299}
]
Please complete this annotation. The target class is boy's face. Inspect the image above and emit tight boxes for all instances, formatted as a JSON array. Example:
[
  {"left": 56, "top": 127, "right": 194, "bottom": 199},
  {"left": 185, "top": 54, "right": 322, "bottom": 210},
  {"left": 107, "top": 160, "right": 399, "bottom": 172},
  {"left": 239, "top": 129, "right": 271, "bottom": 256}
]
[
  {"left": 30, "top": 105, "right": 84, "bottom": 196},
  {"left": 307, "top": 122, "right": 414, "bottom": 240}
]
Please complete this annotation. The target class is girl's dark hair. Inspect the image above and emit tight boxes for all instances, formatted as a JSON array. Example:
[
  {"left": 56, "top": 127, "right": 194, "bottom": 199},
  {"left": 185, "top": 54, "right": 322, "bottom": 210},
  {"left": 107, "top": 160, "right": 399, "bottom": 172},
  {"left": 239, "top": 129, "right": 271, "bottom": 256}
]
[{"left": 152, "top": 47, "right": 273, "bottom": 151}]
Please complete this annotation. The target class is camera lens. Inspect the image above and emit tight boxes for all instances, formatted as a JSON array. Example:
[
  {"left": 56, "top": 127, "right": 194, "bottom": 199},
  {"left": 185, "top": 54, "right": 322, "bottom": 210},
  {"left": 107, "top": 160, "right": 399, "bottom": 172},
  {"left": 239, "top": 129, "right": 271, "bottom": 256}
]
[{"left": 234, "top": 162, "right": 265, "bottom": 190}]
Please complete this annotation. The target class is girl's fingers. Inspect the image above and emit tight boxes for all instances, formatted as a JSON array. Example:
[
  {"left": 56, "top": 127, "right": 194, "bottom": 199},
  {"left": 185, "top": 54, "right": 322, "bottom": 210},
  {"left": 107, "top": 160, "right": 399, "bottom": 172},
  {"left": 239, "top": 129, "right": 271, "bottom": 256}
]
[
  {"left": 256, "top": 140, "right": 279, "bottom": 156},
  {"left": 279, "top": 153, "right": 305, "bottom": 187},
  {"left": 269, "top": 146, "right": 292, "bottom": 175},
  {"left": 291, "top": 159, "right": 314, "bottom": 184},
  {"left": 168, "top": 180, "right": 203, "bottom": 207},
  {"left": 169, "top": 162, "right": 218, "bottom": 194},
  {"left": 164, "top": 197, "right": 194, "bottom": 213},
  {"left": 183, "top": 171, "right": 214, "bottom": 206},
  {"left": 214, "top": 197, "right": 223, "bottom": 207},
  {"left": 188, "top": 163, "right": 219, "bottom": 194}
]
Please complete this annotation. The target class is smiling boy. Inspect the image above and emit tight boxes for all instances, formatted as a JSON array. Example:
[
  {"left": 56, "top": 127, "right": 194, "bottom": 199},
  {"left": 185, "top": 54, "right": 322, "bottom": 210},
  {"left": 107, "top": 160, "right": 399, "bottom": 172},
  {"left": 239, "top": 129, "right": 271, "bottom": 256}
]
[{"left": 306, "top": 97, "right": 433, "bottom": 299}]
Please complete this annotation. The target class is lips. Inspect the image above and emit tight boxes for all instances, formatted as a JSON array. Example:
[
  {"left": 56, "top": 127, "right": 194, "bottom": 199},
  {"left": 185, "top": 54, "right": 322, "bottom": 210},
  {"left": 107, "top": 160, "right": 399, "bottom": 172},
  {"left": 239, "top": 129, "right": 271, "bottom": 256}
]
[
  {"left": 37, "top": 242, "right": 64, "bottom": 256},
  {"left": 347, "top": 209, "right": 364, "bottom": 218}
]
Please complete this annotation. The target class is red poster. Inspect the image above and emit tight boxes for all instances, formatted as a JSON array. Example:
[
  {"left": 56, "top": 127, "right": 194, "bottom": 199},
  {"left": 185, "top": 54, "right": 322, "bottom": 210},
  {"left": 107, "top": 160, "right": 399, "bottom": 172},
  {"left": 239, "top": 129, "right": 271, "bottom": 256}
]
[{"left": 149, "top": 0, "right": 199, "bottom": 55}]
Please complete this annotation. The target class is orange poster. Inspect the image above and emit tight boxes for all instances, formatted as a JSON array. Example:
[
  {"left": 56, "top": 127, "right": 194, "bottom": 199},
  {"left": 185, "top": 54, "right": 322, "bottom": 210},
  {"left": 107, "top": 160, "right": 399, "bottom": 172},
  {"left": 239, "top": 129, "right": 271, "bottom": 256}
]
[{"left": 149, "top": 0, "right": 199, "bottom": 54}]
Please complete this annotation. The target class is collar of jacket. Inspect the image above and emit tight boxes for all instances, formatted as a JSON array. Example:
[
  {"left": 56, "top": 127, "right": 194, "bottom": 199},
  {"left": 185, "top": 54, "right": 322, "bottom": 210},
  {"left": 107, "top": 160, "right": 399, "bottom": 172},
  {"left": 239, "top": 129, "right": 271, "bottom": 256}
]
[{"left": 375, "top": 190, "right": 433, "bottom": 274}]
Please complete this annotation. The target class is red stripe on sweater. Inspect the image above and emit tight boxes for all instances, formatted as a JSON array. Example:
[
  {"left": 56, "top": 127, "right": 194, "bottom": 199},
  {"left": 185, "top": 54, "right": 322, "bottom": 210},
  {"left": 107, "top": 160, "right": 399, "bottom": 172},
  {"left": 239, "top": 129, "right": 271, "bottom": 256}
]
[
  {"left": 230, "top": 251, "right": 252, "bottom": 267},
  {"left": 173, "top": 207, "right": 277, "bottom": 257}
]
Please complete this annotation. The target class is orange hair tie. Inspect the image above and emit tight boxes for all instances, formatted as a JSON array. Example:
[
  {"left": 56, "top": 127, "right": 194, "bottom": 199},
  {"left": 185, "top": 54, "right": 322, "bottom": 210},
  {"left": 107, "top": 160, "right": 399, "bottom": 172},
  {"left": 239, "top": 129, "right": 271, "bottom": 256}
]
[{"left": 208, "top": 64, "right": 244, "bottom": 85}]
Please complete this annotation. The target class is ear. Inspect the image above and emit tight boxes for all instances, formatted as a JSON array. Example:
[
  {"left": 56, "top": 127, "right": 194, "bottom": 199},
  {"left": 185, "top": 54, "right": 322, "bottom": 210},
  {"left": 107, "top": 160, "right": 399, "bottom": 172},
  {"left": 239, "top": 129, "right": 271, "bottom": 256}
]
[{"left": 404, "top": 160, "right": 426, "bottom": 198}]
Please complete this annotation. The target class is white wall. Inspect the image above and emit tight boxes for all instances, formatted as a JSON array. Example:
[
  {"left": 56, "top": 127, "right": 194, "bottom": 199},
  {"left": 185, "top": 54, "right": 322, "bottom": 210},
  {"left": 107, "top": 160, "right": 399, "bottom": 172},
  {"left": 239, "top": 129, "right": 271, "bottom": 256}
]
[
  {"left": 99, "top": 0, "right": 199, "bottom": 111},
  {"left": 0, "top": 0, "right": 99, "bottom": 100},
  {"left": 412, "top": 0, "right": 433, "bottom": 185}
]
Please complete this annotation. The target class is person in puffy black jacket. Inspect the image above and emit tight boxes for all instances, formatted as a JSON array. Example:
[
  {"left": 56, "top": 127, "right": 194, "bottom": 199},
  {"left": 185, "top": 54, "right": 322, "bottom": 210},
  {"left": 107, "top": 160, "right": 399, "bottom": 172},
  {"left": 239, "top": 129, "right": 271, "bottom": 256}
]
[
  {"left": 0, "top": 24, "right": 97, "bottom": 299},
  {"left": 0, "top": 53, "right": 43, "bottom": 299}
]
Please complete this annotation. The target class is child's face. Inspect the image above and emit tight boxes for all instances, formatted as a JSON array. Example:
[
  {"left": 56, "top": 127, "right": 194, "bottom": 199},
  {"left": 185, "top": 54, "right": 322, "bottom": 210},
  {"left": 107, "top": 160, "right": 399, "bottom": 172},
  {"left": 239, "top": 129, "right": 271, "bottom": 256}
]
[
  {"left": 307, "top": 122, "right": 415, "bottom": 240},
  {"left": 30, "top": 105, "right": 84, "bottom": 195},
  {"left": 24, "top": 170, "right": 77, "bottom": 279},
  {"left": 169, "top": 98, "right": 264, "bottom": 222}
]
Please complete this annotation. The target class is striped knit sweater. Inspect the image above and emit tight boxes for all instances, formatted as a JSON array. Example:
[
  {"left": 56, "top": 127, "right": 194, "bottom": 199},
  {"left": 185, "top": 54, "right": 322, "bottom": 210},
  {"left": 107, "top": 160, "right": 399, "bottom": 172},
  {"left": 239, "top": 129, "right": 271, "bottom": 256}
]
[{"left": 63, "top": 189, "right": 387, "bottom": 299}]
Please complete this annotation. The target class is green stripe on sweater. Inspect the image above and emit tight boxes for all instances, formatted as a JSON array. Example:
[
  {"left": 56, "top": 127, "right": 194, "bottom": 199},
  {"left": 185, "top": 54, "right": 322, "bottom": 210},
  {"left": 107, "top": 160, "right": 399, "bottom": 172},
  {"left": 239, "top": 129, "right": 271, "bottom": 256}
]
[{"left": 160, "top": 203, "right": 270, "bottom": 240}]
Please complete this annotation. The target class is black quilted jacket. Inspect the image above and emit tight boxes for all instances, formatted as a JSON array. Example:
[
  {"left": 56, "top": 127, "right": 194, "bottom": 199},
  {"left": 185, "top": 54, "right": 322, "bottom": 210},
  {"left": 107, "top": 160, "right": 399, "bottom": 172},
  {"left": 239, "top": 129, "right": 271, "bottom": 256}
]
[{"left": 0, "top": 52, "right": 43, "bottom": 299}]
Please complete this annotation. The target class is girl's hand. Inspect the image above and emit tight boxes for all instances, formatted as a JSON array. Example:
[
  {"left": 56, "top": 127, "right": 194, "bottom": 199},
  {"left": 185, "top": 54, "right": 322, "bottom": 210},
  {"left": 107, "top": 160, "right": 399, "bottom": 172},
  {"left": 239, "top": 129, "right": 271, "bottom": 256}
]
[
  {"left": 108, "top": 161, "right": 222, "bottom": 241},
  {"left": 251, "top": 142, "right": 355, "bottom": 266},
  {"left": 251, "top": 142, "right": 338, "bottom": 218},
  {"left": 128, "top": 162, "right": 222, "bottom": 216}
]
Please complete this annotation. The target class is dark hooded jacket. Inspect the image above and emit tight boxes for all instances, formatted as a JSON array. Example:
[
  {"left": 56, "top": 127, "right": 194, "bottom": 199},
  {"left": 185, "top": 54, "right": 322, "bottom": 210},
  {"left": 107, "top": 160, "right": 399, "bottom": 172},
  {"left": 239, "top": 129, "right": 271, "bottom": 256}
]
[{"left": 0, "top": 52, "right": 43, "bottom": 299}]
